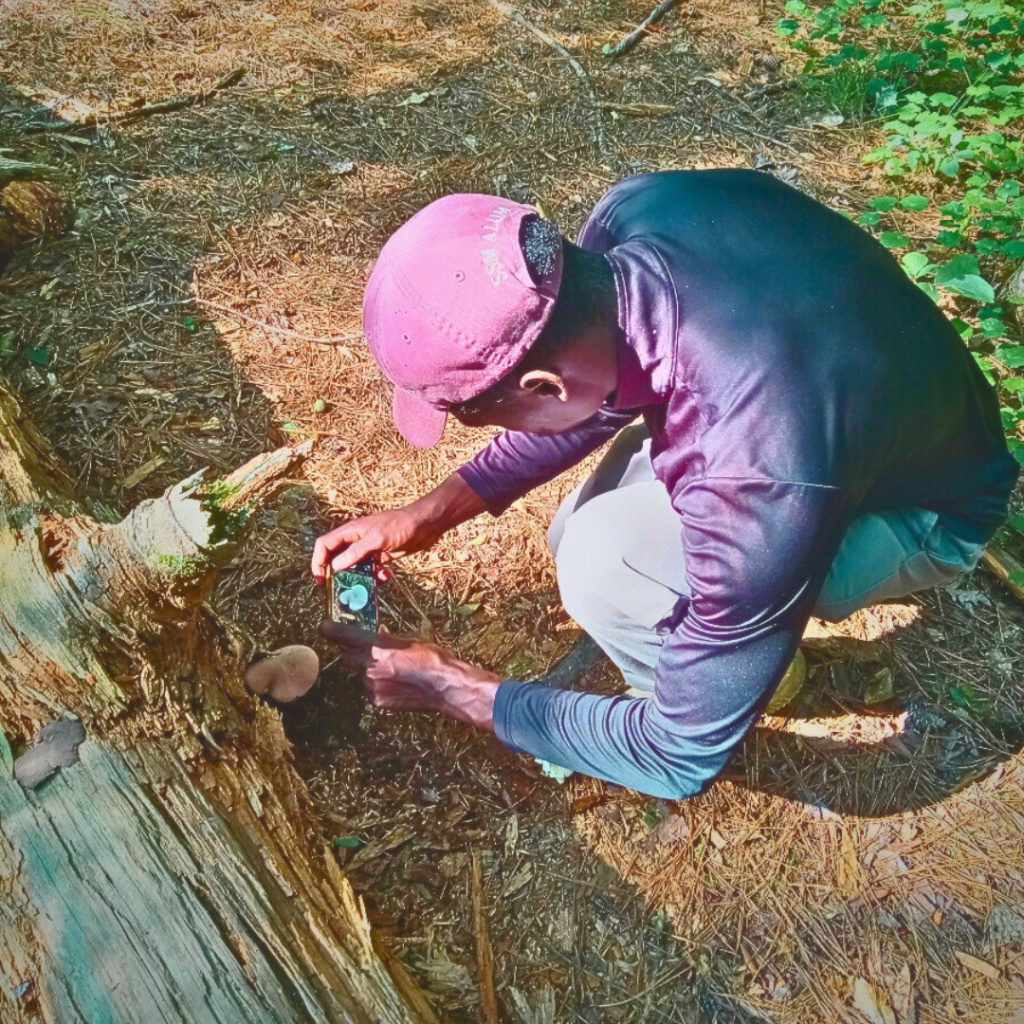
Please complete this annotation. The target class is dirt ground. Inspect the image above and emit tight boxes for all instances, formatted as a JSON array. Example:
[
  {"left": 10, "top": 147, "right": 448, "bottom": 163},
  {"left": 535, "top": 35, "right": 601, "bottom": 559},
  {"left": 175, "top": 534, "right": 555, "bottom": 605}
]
[{"left": 2, "top": 1, "right": 1024, "bottom": 1021}]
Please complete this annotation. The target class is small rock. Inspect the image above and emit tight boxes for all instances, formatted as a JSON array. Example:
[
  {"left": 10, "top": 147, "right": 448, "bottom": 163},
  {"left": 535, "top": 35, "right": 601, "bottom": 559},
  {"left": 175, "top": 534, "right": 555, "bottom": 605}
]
[{"left": 14, "top": 720, "right": 87, "bottom": 790}]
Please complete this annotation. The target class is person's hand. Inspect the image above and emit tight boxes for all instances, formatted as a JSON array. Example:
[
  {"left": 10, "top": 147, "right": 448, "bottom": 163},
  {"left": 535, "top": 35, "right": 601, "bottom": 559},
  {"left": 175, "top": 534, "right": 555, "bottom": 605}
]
[
  {"left": 311, "top": 473, "right": 488, "bottom": 585},
  {"left": 320, "top": 620, "right": 500, "bottom": 730},
  {"left": 311, "top": 505, "right": 443, "bottom": 584}
]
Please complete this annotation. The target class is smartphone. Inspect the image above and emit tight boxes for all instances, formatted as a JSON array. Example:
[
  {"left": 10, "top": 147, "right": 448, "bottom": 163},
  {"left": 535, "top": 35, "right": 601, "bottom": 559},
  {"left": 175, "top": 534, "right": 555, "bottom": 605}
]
[{"left": 327, "top": 556, "right": 379, "bottom": 631}]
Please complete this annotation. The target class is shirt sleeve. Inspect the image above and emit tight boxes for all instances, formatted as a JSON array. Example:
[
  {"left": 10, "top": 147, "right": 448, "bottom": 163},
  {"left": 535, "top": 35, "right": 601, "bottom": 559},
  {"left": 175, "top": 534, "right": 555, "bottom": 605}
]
[
  {"left": 456, "top": 406, "right": 638, "bottom": 515},
  {"left": 493, "top": 478, "right": 850, "bottom": 799}
]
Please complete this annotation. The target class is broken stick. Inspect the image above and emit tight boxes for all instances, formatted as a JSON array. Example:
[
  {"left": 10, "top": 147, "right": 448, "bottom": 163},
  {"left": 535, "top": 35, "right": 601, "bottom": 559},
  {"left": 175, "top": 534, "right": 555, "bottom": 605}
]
[
  {"left": 0, "top": 157, "right": 67, "bottom": 182},
  {"left": 470, "top": 852, "right": 500, "bottom": 1024},
  {"left": 598, "top": 101, "right": 676, "bottom": 117},
  {"left": 27, "top": 67, "right": 246, "bottom": 134},
  {"left": 488, "top": 0, "right": 607, "bottom": 156},
  {"left": 605, "top": 0, "right": 681, "bottom": 61}
]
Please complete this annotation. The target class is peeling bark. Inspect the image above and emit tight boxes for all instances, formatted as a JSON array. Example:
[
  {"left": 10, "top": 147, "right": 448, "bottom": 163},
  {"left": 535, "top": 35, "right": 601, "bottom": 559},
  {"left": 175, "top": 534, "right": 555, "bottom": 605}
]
[{"left": 0, "top": 379, "right": 436, "bottom": 1024}]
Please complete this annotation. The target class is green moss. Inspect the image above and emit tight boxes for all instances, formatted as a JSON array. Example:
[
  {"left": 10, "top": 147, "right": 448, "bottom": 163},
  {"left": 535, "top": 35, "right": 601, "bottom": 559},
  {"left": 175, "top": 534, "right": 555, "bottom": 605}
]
[
  {"left": 156, "top": 554, "right": 205, "bottom": 576},
  {"left": 198, "top": 480, "right": 240, "bottom": 507},
  {"left": 195, "top": 480, "right": 249, "bottom": 549}
]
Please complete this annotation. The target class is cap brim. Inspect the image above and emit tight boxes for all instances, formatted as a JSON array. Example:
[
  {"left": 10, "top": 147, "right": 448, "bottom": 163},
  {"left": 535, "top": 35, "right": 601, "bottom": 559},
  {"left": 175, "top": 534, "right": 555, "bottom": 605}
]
[{"left": 392, "top": 387, "right": 448, "bottom": 448}]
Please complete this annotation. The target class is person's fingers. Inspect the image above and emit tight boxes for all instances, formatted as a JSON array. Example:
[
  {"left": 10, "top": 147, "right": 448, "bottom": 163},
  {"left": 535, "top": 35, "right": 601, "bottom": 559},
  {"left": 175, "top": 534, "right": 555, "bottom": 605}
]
[
  {"left": 319, "top": 618, "right": 376, "bottom": 646},
  {"left": 310, "top": 535, "right": 331, "bottom": 584},
  {"left": 318, "top": 619, "right": 410, "bottom": 653},
  {"left": 311, "top": 522, "right": 360, "bottom": 582},
  {"left": 330, "top": 533, "right": 381, "bottom": 572}
]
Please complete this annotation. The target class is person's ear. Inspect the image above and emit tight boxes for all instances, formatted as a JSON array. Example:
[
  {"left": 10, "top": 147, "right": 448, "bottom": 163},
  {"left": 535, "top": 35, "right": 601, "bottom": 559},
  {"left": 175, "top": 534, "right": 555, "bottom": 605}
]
[{"left": 519, "top": 369, "right": 568, "bottom": 402}]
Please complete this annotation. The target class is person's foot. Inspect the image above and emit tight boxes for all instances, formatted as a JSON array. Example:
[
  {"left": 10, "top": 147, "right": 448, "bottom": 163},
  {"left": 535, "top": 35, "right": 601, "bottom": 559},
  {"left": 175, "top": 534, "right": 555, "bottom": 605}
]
[
  {"left": 766, "top": 648, "right": 807, "bottom": 713},
  {"left": 543, "top": 634, "right": 606, "bottom": 689}
]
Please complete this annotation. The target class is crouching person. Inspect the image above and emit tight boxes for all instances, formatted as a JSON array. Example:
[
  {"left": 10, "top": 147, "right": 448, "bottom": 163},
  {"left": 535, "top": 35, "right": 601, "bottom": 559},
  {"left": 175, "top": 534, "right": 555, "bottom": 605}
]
[{"left": 313, "top": 172, "right": 1018, "bottom": 800}]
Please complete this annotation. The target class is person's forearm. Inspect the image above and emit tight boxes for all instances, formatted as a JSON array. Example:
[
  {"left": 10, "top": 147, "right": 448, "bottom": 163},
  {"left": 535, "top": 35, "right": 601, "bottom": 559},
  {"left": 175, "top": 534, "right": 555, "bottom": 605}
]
[
  {"left": 436, "top": 666, "right": 500, "bottom": 731},
  {"left": 411, "top": 471, "right": 488, "bottom": 533},
  {"left": 457, "top": 407, "right": 639, "bottom": 515}
]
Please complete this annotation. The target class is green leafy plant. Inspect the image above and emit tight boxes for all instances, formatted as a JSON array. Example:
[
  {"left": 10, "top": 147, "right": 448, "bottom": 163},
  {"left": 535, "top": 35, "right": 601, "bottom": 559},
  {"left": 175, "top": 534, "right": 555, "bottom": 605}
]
[{"left": 776, "top": 0, "right": 1024, "bottom": 465}]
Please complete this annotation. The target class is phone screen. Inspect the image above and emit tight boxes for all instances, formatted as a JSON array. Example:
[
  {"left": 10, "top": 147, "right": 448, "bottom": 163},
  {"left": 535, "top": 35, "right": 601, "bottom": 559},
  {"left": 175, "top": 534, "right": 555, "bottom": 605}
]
[{"left": 327, "top": 556, "right": 379, "bottom": 631}]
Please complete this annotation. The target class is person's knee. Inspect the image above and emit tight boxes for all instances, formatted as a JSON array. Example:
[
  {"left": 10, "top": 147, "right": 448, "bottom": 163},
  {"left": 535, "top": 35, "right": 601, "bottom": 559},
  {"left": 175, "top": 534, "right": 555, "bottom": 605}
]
[{"left": 554, "top": 510, "right": 623, "bottom": 634}]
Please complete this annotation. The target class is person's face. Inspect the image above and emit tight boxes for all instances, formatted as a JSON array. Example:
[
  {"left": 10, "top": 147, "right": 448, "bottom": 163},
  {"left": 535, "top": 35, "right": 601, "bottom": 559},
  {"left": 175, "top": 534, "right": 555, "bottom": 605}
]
[{"left": 453, "top": 325, "right": 618, "bottom": 435}]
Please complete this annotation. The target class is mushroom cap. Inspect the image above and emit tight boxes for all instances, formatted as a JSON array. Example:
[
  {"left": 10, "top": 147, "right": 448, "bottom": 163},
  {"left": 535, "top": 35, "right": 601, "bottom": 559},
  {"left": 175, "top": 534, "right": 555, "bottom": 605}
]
[{"left": 245, "top": 644, "right": 320, "bottom": 703}]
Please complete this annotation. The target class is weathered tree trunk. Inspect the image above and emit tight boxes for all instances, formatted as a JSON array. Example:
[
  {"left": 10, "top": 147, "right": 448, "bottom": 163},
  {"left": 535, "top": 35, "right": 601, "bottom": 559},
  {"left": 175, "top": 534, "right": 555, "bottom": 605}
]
[{"left": 0, "top": 380, "right": 438, "bottom": 1024}]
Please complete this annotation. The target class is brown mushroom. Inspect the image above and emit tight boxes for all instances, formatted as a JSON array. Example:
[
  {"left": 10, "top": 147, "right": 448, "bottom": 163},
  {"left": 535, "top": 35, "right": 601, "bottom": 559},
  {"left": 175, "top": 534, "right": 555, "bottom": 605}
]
[{"left": 245, "top": 644, "right": 320, "bottom": 703}]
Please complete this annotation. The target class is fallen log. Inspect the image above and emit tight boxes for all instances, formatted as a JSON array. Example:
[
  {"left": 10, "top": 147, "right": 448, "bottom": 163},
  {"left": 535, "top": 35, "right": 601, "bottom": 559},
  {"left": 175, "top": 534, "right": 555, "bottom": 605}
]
[{"left": 0, "top": 378, "right": 437, "bottom": 1024}]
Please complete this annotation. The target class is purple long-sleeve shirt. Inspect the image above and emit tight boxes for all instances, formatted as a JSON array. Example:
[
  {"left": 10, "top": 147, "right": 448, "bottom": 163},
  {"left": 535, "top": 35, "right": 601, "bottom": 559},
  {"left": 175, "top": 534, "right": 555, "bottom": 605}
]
[{"left": 458, "top": 171, "right": 1017, "bottom": 800}]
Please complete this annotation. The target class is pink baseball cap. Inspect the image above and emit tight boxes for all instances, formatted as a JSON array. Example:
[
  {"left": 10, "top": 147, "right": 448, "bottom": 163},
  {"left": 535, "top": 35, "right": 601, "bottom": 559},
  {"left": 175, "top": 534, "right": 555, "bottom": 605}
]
[{"left": 363, "top": 194, "right": 563, "bottom": 447}]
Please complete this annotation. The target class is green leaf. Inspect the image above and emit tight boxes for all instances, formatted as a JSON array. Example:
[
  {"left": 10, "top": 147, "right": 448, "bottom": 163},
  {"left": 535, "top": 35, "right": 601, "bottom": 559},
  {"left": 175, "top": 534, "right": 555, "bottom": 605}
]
[
  {"left": 776, "top": 18, "right": 800, "bottom": 35},
  {"left": 1010, "top": 569, "right": 1024, "bottom": 588},
  {"left": 1007, "top": 512, "right": 1024, "bottom": 535},
  {"left": 899, "top": 194, "right": 930, "bottom": 211},
  {"left": 857, "top": 212, "right": 882, "bottom": 226},
  {"left": 879, "top": 231, "right": 911, "bottom": 248},
  {"left": 333, "top": 836, "right": 361, "bottom": 849},
  {"left": 939, "top": 157, "right": 961, "bottom": 177},
  {"left": 870, "top": 196, "right": 900, "bottom": 212},
  {"left": 455, "top": 602, "right": 481, "bottom": 617},
  {"left": 1002, "top": 377, "right": 1024, "bottom": 395},
  {"left": 998, "top": 345, "right": 1024, "bottom": 369},
  {"left": 949, "top": 684, "right": 977, "bottom": 712},
  {"left": 936, "top": 230, "right": 963, "bottom": 247},
  {"left": 974, "top": 352, "right": 996, "bottom": 384},
  {"left": 25, "top": 347, "right": 50, "bottom": 366},
  {"left": 1002, "top": 240, "right": 1024, "bottom": 258},
  {"left": 643, "top": 804, "right": 663, "bottom": 830},
  {"left": 934, "top": 254, "right": 980, "bottom": 282},
  {"left": 951, "top": 317, "right": 974, "bottom": 341},
  {"left": 182, "top": 316, "right": 196, "bottom": 332},
  {"left": 937, "top": 273, "right": 996, "bottom": 302},
  {"left": 901, "top": 252, "right": 932, "bottom": 278}
]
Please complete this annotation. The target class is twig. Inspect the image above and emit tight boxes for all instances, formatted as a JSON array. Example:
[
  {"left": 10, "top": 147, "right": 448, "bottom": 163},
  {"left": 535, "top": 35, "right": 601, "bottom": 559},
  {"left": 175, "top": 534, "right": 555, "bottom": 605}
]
[
  {"left": 744, "top": 78, "right": 799, "bottom": 103},
  {"left": 199, "top": 299, "right": 362, "bottom": 345},
  {"left": 605, "top": 0, "right": 681, "bottom": 61},
  {"left": 469, "top": 852, "right": 500, "bottom": 1024},
  {"left": 25, "top": 67, "right": 247, "bottom": 134},
  {"left": 0, "top": 157, "right": 67, "bottom": 182},
  {"left": 488, "top": 0, "right": 607, "bottom": 156},
  {"left": 597, "top": 101, "right": 675, "bottom": 118}
]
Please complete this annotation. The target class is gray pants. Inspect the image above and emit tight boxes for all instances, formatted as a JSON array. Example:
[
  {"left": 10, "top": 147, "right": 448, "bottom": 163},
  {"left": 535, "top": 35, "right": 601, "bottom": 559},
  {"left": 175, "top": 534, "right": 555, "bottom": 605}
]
[{"left": 549, "top": 426, "right": 986, "bottom": 691}]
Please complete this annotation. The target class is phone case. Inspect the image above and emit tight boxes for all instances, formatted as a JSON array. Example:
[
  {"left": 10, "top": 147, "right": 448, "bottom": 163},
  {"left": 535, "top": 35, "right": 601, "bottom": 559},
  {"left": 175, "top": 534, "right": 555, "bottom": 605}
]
[{"left": 327, "top": 556, "right": 379, "bottom": 631}]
